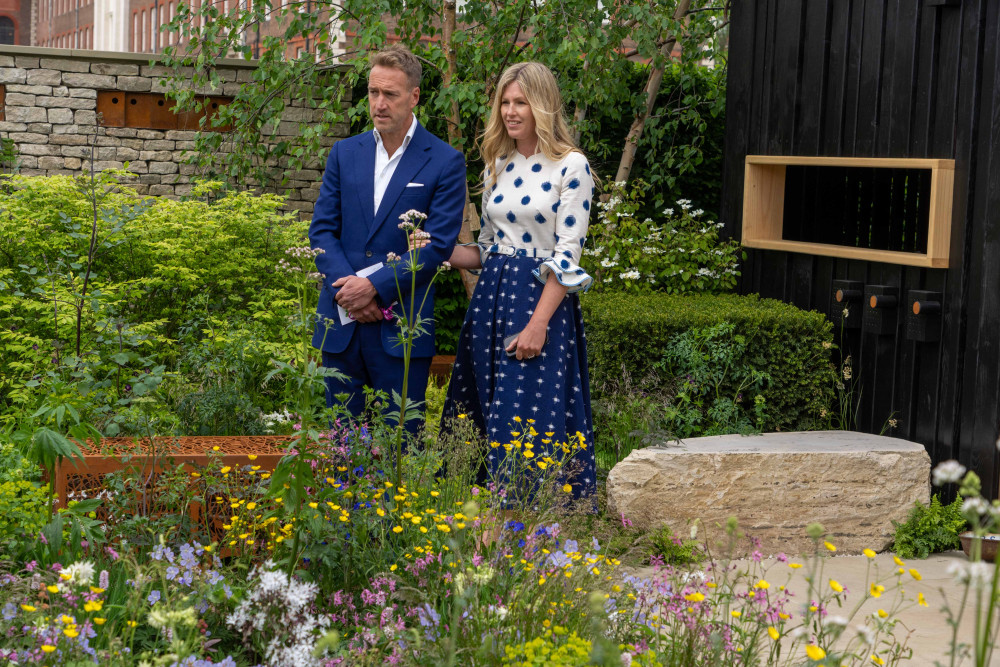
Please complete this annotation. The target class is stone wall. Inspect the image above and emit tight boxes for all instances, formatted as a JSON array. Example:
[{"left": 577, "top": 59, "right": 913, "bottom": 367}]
[{"left": 0, "top": 44, "right": 347, "bottom": 217}]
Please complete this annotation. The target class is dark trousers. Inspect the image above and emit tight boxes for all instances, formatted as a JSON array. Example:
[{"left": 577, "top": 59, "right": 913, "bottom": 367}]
[{"left": 321, "top": 324, "right": 431, "bottom": 440}]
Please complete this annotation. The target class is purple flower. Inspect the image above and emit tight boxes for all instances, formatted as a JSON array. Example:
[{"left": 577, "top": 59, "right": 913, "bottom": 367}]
[
  {"left": 147, "top": 590, "right": 161, "bottom": 605},
  {"left": 506, "top": 521, "right": 525, "bottom": 533}
]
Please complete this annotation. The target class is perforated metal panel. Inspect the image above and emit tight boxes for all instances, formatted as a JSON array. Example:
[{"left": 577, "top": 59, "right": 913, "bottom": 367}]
[{"left": 96, "top": 92, "right": 233, "bottom": 130}]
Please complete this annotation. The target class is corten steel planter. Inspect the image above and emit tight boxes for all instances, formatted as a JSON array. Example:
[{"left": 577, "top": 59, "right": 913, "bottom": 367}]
[
  {"left": 429, "top": 354, "right": 456, "bottom": 379},
  {"left": 50, "top": 436, "right": 294, "bottom": 543}
]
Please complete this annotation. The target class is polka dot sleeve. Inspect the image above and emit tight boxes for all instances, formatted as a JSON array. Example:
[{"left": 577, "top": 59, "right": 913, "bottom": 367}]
[
  {"left": 532, "top": 152, "right": 595, "bottom": 293},
  {"left": 470, "top": 171, "right": 497, "bottom": 269}
]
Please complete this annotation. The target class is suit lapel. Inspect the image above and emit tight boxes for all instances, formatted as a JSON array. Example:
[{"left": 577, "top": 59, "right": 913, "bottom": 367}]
[
  {"left": 353, "top": 134, "right": 376, "bottom": 228},
  {"left": 368, "top": 125, "right": 431, "bottom": 241}
]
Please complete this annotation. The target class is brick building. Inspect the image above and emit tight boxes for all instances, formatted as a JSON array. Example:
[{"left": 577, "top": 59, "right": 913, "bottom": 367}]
[
  {"left": 0, "top": 0, "right": 34, "bottom": 45},
  {"left": 29, "top": 0, "right": 343, "bottom": 58}
]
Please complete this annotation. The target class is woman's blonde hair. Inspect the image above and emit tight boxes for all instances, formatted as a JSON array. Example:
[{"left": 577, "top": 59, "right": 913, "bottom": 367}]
[{"left": 479, "top": 62, "right": 582, "bottom": 191}]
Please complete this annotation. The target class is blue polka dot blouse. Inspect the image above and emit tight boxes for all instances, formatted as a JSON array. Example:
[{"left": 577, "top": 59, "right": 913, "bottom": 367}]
[{"left": 478, "top": 150, "right": 595, "bottom": 293}]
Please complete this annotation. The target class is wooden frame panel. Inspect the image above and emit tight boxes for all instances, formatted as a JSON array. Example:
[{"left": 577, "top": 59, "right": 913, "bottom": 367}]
[{"left": 741, "top": 155, "right": 955, "bottom": 268}]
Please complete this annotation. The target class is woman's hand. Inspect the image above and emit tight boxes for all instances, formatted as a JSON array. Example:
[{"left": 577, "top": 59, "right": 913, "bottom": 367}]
[
  {"left": 507, "top": 321, "right": 547, "bottom": 360},
  {"left": 407, "top": 230, "right": 431, "bottom": 251}
]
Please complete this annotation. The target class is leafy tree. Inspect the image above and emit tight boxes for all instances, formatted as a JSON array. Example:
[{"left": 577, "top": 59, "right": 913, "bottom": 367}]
[{"left": 158, "top": 0, "right": 729, "bottom": 204}]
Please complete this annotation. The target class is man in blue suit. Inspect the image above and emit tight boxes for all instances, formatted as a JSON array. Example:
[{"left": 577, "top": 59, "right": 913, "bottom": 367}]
[{"left": 309, "top": 45, "right": 466, "bottom": 435}]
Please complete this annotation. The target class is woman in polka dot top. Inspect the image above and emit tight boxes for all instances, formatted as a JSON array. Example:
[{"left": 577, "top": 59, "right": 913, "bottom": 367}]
[{"left": 423, "top": 61, "right": 597, "bottom": 501}]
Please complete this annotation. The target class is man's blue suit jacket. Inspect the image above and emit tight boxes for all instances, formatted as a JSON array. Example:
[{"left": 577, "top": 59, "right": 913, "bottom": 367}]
[{"left": 309, "top": 122, "right": 467, "bottom": 358}]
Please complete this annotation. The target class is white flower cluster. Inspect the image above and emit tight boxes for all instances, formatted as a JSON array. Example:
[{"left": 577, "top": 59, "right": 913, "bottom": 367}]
[
  {"left": 397, "top": 209, "right": 428, "bottom": 230},
  {"left": 931, "top": 459, "right": 966, "bottom": 486},
  {"left": 60, "top": 561, "right": 96, "bottom": 587},
  {"left": 226, "top": 560, "right": 330, "bottom": 667},
  {"left": 948, "top": 560, "right": 994, "bottom": 590},
  {"left": 262, "top": 409, "right": 295, "bottom": 428}
]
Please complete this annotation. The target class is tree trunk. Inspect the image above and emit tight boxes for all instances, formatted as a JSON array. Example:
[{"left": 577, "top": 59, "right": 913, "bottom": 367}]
[
  {"left": 443, "top": 0, "right": 479, "bottom": 298},
  {"left": 614, "top": 0, "right": 691, "bottom": 185}
]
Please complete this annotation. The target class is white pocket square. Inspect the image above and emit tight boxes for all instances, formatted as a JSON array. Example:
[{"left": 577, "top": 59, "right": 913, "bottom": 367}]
[{"left": 406, "top": 182, "right": 424, "bottom": 187}]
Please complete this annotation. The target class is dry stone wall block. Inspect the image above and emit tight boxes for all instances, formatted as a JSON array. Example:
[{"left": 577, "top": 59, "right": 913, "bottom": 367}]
[{"left": 606, "top": 431, "right": 931, "bottom": 555}]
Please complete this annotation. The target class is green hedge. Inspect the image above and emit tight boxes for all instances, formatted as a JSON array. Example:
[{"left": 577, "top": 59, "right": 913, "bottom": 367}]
[{"left": 582, "top": 292, "right": 835, "bottom": 433}]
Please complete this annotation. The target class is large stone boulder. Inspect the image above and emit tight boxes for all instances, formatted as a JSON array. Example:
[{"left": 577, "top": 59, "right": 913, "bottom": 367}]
[{"left": 607, "top": 431, "right": 931, "bottom": 555}]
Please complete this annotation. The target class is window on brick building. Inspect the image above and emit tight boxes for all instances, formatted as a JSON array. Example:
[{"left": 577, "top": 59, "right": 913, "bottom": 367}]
[{"left": 0, "top": 17, "right": 13, "bottom": 45}]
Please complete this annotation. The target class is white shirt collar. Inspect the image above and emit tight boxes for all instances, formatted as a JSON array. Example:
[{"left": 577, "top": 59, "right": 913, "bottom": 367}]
[{"left": 373, "top": 114, "right": 418, "bottom": 154}]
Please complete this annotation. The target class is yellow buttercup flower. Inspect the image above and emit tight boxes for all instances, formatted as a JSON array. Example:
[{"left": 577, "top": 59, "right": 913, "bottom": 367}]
[
  {"left": 871, "top": 655, "right": 885, "bottom": 665},
  {"left": 767, "top": 626, "right": 780, "bottom": 641},
  {"left": 877, "top": 609, "right": 888, "bottom": 618},
  {"left": 909, "top": 568, "right": 922, "bottom": 581},
  {"left": 94, "top": 617, "right": 106, "bottom": 625},
  {"left": 731, "top": 610, "right": 741, "bottom": 618},
  {"left": 863, "top": 548, "right": 877, "bottom": 558},
  {"left": 789, "top": 563, "right": 803, "bottom": 569},
  {"left": 829, "top": 579, "right": 844, "bottom": 593},
  {"left": 684, "top": 592, "right": 705, "bottom": 602},
  {"left": 41, "top": 645, "right": 56, "bottom": 653},
  {"left": 824, "top": 541, "right": 837, "bottom": 552},
  {"left": 755, "top": 579, "right": 770, "bottom": 590},
  {"left": 918, "top": 592, "right": 928, "bottom": 607},
  {"left": 562, "top": 484, "right": 573, "bottom": 494},
  {"left": 870, "top": 583, "right": 885, "bottom": 598},
  {"left": 893, "top": 556, "right": 905, "bottom": 566},
  {"left": 248, "top": 454, "right": 257, "bottom": 460},
  {"left": 46, "top": 585, "right": 60, "bottom": 594},
  {"left": 20, "top": 604, "right": 36, "bottom": 612},
  {"left": 805, "top": 644, "right": 826, "bottom": 660}
]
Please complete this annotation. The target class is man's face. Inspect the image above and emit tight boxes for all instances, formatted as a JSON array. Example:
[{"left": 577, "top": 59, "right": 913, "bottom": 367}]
[{"left": 368, "top": 65, "right": 419, "bottom": 139}]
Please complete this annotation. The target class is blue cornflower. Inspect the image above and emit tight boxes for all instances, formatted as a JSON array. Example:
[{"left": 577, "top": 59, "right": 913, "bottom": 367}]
[
  {"left": 353, "top": 465, "right": 365, "bottom": 476},
  {"left": 506, "top": 521, "right": 525, "bottom": 533},
  {"left": 517, "top": 539, "right": 526, "bottom": 548}
]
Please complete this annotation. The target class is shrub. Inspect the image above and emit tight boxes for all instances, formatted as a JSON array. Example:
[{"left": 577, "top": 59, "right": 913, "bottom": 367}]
[
  {"left": 0, "top": 480, "right": 50, "bottom": 543},
  {"left": 892, "top": 494, "right": 967, "bottom": 559},
  {"left": 582, "top": 180, "right": 741, "bottom": 295},
  {"left": 583, "top": 292, "right": 835, "bottom": 435}
]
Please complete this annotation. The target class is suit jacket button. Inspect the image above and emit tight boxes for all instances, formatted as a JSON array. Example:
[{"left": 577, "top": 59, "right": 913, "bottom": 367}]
[{"left": 365, "top": 250, "right": 373, "bottom": 258}]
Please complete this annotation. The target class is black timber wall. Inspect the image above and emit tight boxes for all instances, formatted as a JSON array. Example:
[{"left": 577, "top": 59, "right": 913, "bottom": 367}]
[{"left": 721, "top": 0, "right": 1000, "bottom": 494}]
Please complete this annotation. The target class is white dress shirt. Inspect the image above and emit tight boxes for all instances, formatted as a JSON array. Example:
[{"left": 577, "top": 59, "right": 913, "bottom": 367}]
[{"left": 373, "top": 114, "right": 418, "bottom": 215}]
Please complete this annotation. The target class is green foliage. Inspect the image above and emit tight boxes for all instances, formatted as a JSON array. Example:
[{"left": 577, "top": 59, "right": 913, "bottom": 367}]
[
  {"left": 0, "top": 439, "right": 38, "bottom": 483},
  {"left": 583, "top": 292, "right": 835, "bottom": 435},
  {"left": 581, "top": 62, "right": 728, "bottom": 217},
  {"left": 892, "top": 494, "right": 968, "bottom": 559},
  {"left": 583, "top": 180, "right": 742, "bottom": 295},
  {"left": 591, "top": 394, "right": 673, "bottom": 470},
  {"left": 503, "top": 629, "right": 662, "bottom": 667},
  {"left": 169, "top": 317, "right": 284, "bottom": 436},
  {"left": 0, "top": 173, "right": 309, "bottom": 430},
  {"left": 0, "top": 480, "right": 50, "bottom": 542},
  {"left": 647, "top": 524, "right": 704, "bottom": 566}
]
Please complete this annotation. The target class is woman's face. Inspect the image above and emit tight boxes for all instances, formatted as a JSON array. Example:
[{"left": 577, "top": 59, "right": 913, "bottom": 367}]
[{"left": 500, "top": 81, "right": 537, "bottom": 146}]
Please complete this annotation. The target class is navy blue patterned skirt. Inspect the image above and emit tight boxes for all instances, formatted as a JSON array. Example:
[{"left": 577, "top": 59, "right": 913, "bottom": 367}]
[{"left": 441, "top": 252, "right": 596, "bottom": 499}]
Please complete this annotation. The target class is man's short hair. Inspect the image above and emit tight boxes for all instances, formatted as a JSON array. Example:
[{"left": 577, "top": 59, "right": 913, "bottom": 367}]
[{"left": 369, "top": 45, "right": 422, "bottom": 90}]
